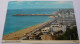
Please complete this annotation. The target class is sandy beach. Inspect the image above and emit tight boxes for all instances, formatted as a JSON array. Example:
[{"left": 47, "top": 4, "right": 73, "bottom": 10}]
[{"left": 2, "top": 20, "right": 51, "bottom": 40}]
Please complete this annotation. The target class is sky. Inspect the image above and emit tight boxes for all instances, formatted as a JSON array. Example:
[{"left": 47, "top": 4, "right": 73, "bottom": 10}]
[{"left": 8, "top": 1, "right": 74, "bottom": 9}]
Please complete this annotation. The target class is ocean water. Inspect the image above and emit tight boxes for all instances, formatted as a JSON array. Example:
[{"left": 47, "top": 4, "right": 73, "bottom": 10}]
[{"left": 3, "top": 9, "right": 58, "bottom": 35}]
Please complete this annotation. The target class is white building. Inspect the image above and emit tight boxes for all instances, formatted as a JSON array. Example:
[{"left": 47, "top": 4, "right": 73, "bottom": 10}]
[
  {"left": 41, "top": 27, "right": 50, "bottom": 35},
  {"left": 41, "top": 27, "right": 50, "bottom": 33},
  {"left": 50, "top": 23, "right": 66, "bottom": 32}
]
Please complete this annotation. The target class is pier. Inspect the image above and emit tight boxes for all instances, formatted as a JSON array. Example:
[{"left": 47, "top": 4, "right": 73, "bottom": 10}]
[{"left": 13, "top": 14, "right": 55, "bottom": 16}]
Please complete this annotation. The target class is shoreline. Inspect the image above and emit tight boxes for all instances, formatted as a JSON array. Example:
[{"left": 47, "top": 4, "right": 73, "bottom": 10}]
[{"left": 2, "top": 20, "right": 51, "bottom": 40}]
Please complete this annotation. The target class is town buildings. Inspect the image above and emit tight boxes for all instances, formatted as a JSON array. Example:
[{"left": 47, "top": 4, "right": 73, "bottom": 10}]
[{"left": 22, "top": 9, "right": 76, "bottom": 40}]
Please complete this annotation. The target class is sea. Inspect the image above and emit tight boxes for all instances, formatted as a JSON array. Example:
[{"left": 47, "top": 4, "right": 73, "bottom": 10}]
[{"left": 3, "top": 9, "right": 58, "bottom": 35}]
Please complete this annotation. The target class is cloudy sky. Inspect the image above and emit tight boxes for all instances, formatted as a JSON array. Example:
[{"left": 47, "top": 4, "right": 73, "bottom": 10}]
[{"left": 8, "top": 1, "right": 73, "bottom": 9}]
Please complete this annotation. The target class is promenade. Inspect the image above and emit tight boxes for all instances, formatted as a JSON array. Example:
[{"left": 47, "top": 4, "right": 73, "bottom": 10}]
[
  {"left": 19, "top": 19, "right": 55, "bottom": 40},
  {"left": 3, "top": 19, "right": 54, "bottom": 40}
]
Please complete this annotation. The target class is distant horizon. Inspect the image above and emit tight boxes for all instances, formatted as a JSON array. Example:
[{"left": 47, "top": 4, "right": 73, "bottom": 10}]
[
  {"left": 8, "top": 1, "right": 74, "bottom": 9},
  {"left": 8, "top": 8, "right": 74, "bottom": 10}
]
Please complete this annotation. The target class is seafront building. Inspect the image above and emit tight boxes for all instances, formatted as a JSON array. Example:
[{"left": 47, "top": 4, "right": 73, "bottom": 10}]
[
  {"left": 29, "top": 34, "right": 36, "bottom": 40},
  {"left": 41, "top": 27, "right": 50, "bottom": 34},
  {"left": 50, "top": 23, "right": 66, "bottom": 32},
  {"left": 20, "top": 9, "right": 76, "bottom": 40},
  {"left": 55, "top": 9, "right": 76, "bottom": 26},
  {"left": 40, "top": 35, "right": 52, "bottom": 40}
]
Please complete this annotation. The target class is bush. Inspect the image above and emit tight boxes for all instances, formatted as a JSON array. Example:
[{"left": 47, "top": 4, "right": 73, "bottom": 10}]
[{"left": 55, "top": 26, "right": 79, "bottom": 40}]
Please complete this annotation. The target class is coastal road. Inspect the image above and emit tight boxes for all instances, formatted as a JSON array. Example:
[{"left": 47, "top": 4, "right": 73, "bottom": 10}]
[{"left": 19, "top": 18, "right": 56, "bottom": 40}]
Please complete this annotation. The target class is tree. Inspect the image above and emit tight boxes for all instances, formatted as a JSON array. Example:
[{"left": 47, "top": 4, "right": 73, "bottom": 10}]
[{"left": 55, "top": 26, "right": 79, "bottom": 40}]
